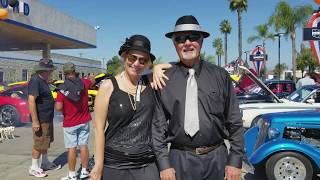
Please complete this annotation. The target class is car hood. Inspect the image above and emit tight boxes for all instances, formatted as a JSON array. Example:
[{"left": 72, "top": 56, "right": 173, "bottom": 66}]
[{"left": 238, "top": 66, "right": 281, "bottom": 103}]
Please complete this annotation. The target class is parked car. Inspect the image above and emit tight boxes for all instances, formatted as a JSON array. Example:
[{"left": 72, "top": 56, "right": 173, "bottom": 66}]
[
  {"left": 245, "top": 110, "right": 320, "bottom": 180},
  {"left": 0, "top": 85, "right": 29, "bottom": 126},
  {"left": 237, "top": 80, "right": 296, "bottom": 104},
  {"left": 238, "top": 66, "right": 320, "bottom": 128}
]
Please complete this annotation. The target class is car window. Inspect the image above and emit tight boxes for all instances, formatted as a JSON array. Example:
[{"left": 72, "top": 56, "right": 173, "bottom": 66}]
[
  {"left": 287, "top": 87, "right": 314, "bottom": 102},
  {"left": 282, "top": 83, "right": 292, "bottom": 93}
]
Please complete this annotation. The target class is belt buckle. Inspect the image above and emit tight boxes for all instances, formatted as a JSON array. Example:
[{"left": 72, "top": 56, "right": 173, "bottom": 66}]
[{"left": 195, "top": 147, "right": 204, "bottom": 155}]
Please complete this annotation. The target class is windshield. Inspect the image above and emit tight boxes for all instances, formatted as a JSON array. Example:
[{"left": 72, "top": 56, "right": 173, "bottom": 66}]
[{"left": 287, "top": 86, "right": 314, "bottom": 102}]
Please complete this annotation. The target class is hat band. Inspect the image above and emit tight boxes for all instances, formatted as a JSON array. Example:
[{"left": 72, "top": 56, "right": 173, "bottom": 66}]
[{"left": 174, "top": 24, "right": 202, "bottom": 32}]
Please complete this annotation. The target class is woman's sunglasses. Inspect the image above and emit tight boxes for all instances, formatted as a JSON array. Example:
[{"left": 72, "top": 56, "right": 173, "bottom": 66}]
[
  {"left": 174, "top": 33, "right": 202, "bottom": 44},
  {"left": 127, "top": 54, "right": 149, "bottom": 65}
]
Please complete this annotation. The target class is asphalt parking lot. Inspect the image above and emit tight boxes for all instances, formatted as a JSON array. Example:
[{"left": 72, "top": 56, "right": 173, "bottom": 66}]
[{"left": 0, "top": 113, "right": 268, "bottom": 180}]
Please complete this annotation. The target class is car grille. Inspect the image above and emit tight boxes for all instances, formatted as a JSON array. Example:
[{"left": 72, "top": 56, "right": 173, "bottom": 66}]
[{"left": 253, "top": 121, "right": 270, "bottom": 151}]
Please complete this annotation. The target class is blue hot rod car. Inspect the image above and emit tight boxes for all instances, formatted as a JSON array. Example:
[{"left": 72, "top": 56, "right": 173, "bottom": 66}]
[{"left": 245, "top": 110, "right": 320, "bottom": 180}]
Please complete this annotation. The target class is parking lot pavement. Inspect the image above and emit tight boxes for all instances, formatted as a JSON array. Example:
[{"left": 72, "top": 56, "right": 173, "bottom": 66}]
[{"left": 0, "top": 115, "right": 268, "bottom": 180}]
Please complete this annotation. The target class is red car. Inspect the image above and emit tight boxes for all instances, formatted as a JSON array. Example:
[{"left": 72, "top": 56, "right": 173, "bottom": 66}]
[{"left": 0, "top": 84, "right": 30, "bottom": 126}]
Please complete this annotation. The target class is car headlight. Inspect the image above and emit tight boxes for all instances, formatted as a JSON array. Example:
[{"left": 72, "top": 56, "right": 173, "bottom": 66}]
[{"left": 268, "top": 127, "right": 280, "bottom": 139}]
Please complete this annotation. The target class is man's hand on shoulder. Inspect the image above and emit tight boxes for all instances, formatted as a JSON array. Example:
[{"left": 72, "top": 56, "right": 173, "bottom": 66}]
[{"left": 160, "top": 168, "right": 176, "bottom": 180}]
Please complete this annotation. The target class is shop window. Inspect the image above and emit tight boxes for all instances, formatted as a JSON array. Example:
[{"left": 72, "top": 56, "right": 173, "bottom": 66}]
[
  {"left": 0, "top": 71, "right": 3, "bottom": 82},
  {"left": 22, "top": 69, "right": 28, "bottom": 81}
]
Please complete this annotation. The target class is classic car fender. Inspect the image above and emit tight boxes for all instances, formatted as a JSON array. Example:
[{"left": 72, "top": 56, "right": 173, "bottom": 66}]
[
  {"left": 244, "top": 126, "right": 259, "bottom": 158},
  {"left": 248, "top": 138, "right": 320, "bottom": 168}
]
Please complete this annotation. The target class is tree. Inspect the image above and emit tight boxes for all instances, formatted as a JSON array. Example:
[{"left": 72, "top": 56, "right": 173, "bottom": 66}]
[
  {"left": 297, "top": 44, "right": 318, "bottom": 75},
  {"left": 220, "top": 19, "right": 232, "bottom": 66},
  {"left": 154, "top": 56, "right": 163, "bottom": 65},
  {"left": 247, "top": 24, "right": 275, "bottom": 52},
  {"left": 212, "top": 38, "right": 224, "bottom": 66},
  {"left": 106, "top": 56, "right": 123, "bottom": 75},
  {"left": 229, "top": 0, "right": 248, "bottom": 61},
  {"left": 268, "top": 1, "right": 313, "bottom": 82},
  {"left": 201, "top": 52, "right": 216, "bottom": 65},
  {"left": 273, "top": 63, "right": 288, "bottom": 78}
]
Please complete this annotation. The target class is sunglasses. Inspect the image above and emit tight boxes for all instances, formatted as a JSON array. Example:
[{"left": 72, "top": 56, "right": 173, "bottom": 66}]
[
  {"left": 127, "top": 54, "right": 150, "bottom": 65},
  {"left": 174, "top": 33, "right": 202, "bottom": 44}
]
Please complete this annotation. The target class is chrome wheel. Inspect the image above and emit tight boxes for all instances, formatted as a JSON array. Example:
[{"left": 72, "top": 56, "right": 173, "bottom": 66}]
[
  {"left": 0, "top": 105, "right": 18, "bottom": 126},
  {"left": 273, "top": 156, "right": 306, "bottom": 180}
]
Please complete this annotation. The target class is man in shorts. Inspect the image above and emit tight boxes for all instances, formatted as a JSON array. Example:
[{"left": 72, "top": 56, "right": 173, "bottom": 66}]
[
  {"left": 55, "top": 62, "right": 92, "bottom": 180},
  {"left": 28, "top": 58, "right": 61, "bottom": 178}
]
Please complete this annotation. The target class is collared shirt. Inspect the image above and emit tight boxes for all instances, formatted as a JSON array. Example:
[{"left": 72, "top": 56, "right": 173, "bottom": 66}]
[{"left": 152, "top": 60, "right": 244, "bottom": 171}]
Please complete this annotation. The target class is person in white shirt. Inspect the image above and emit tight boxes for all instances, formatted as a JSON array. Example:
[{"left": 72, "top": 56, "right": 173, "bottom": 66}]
[{"left": 296, "top": 72, "right": 316, "bottom": 89}]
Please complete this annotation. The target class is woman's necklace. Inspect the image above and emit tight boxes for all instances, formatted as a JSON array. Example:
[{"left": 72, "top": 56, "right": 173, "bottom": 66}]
[{"left": 121, "top": 72, "right": 142, "bottom": 111}]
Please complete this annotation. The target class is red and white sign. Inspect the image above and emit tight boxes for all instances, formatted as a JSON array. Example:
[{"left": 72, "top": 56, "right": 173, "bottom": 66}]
[
  {"left": 250, "top": 46, "right": 266, "bottom": 76},
  {"left": 307, "top": 12, "right": 320, "bottom": 64}
]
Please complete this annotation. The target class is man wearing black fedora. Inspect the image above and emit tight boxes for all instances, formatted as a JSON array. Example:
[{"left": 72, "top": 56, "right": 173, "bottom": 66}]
[
  {"left": 152, "top": 15, "right": 244, "bottom": 180},
  {"left": 28, "top": 58, "right": 61, "bottom": 178}
]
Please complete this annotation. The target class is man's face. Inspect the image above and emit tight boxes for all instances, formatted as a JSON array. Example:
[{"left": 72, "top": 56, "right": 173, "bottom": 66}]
[
  {"left": 65, "top": 71, "right": 76, "bottom": 80},
  {"left": 173, "top": 31, "right": 203, "bottom": 64},
  {"left": 40, "top": 70, "right": 52, "bottom": 80}
]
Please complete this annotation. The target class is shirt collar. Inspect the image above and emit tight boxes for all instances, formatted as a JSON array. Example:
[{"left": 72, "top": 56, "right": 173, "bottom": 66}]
[{"left": 178, "top": 60, "right": 203, "bottom": 77}]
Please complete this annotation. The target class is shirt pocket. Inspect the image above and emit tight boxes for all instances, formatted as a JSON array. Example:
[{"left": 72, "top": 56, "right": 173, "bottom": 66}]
[{"left": 207, "top": 91, "right": 225, "bottom": 115}]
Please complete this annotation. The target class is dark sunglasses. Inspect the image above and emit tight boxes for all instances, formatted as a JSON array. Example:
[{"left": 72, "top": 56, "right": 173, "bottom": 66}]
[
  {"left": 127, "top": 54, "right": 150, "bottom": 65},
  {"left": 174, "top": 33, "right": 202, "bottom": 44}
]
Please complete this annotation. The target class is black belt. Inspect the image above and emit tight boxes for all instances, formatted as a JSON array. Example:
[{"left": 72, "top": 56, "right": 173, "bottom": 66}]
[{"left": 171, "top": 141, "right": 223, "bottom": 155}]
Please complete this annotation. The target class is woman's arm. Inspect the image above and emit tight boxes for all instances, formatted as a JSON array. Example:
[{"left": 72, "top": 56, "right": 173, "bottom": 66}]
[
  {"left": 90, "top": 79, "right": 113, "bottom": 180},
  {"left": 152, "top": 63, "right": 172, "bottom": 90}
]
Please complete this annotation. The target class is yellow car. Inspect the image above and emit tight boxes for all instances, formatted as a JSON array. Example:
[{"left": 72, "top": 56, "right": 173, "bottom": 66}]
[{"left": 7, "top": 81, "right": 28, "bottom": 87}]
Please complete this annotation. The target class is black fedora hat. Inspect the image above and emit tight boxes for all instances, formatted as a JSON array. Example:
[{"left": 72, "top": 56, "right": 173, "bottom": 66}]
[
  {"left": 118, "top": 35, "right": 156, "bottom": 61},
  {"left": 165, "top": 15, "right": 210, "bottom": 38}
]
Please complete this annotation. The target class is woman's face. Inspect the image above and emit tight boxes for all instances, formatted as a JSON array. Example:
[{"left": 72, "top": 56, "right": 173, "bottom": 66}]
[{"left": 124, "top": 50, "right": 151, "bottom": 77}]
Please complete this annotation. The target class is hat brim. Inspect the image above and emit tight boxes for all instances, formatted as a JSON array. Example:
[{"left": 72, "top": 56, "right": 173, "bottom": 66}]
[
  {"left": 119, "top": 47, "right": 156, "bottom": 62},
  {"left": 165, "top": 30, "right": 210, "bottom": 38},
  {"left": 34, "top": 65, "right": 57, "bottom": 72}
]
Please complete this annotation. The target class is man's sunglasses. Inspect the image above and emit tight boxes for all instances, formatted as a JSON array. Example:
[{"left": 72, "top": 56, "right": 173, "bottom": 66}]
[
  {"left": 127, "top": 54, "right": 149, "bottom": 65},
  {"left": 174, "top": 33, "right": 202, "bottom": 44}
]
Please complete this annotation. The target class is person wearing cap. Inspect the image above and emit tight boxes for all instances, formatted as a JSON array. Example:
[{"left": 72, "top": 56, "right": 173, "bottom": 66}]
[
  {"left": 152, "top": 15, "right": 244, "bottom": 180},
  {"left": 28, "top": 58, "right": 61, "bottom": 178},
  {"left": 55, "top": 62, "right": 93, "bottom": 180},
  {"left": 90, "top": 35, "right": 160, "bottom": 180}
]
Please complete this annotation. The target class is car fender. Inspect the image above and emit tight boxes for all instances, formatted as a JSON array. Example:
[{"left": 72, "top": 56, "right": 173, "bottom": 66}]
[{"left": 249, "top": 138, "right": 320, "bottom": 168}]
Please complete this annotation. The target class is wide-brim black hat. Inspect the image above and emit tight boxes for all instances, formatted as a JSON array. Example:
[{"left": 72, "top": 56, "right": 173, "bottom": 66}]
[
  {"left": 165, "top": 15, "right": 210, "bottom": 38},
  {"left": 118, "top": 35, "right": 156, "bottom": 61}
]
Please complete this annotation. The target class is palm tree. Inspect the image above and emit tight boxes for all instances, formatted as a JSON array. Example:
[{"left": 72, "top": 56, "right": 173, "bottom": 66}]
[
  {"left": 229, "top": 0, "right": 248, "bottom": 61},
  {"left": 220, "top": 19, "right": 232, "bottom": 66},
  {"left": 212, "top": 38, "right": 224, "bottom": 66},
  {"left": 268, "top": 1, "right": 313, "bottom": 82},
  {"left": 201, "top": 52, "right": 216, "bottom": 65},
  {"left": 247, "top": 24, "right": 275, "bottom": 51}
]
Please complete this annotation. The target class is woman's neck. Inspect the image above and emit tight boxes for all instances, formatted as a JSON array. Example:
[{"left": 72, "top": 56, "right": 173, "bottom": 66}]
[{"left": 123, "top": 71, "right": 139, "bottom": 86}]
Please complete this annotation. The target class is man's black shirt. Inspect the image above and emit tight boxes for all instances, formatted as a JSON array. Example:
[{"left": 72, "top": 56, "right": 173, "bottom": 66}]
[
  {"left": 152, "top": 60, "right": 244, "bottom": 171},
  {"left": 28, "top": 74, "right": 54, "bottom": 122}
]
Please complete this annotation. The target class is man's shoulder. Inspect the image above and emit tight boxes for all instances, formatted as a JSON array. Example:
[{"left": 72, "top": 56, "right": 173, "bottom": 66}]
[{"left": 201, "top": 60, "right": 229, "bottom": 76}]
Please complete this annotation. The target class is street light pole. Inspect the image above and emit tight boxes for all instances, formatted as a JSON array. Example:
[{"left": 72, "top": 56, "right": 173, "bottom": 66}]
[
  {"left": 244, "top": 50, "right": 250, "bottom": 66},
  {"left": 274, "top": 33, "right": 285, "bottom": 80}
]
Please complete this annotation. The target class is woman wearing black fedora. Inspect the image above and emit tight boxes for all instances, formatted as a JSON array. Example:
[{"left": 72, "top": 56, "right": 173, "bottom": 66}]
[{"left": 90, "top": 35, "right": 160, "bottom": 180}]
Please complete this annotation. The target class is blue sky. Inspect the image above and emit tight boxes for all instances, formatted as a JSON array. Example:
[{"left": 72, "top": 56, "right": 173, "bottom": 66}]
[{"left": 42, "top": 0, "right": 317, "bottom": 70}]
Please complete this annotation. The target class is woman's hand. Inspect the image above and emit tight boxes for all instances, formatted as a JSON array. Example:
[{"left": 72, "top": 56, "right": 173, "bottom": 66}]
[
  {"left": 89, "top": 165, "right": 103, "bottom": 180},
  {"left": 152, "top": 63, "right": 172, "bottom": 90}
]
